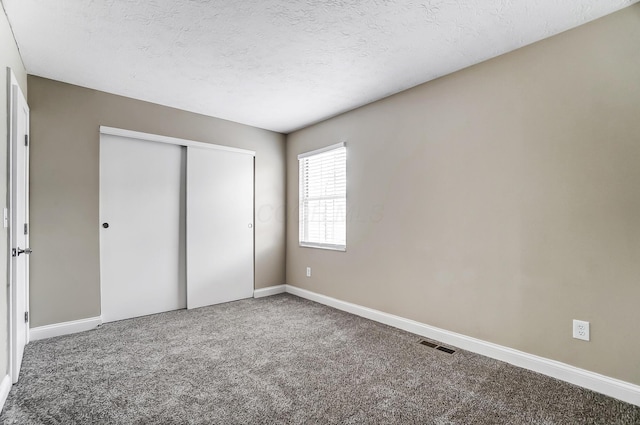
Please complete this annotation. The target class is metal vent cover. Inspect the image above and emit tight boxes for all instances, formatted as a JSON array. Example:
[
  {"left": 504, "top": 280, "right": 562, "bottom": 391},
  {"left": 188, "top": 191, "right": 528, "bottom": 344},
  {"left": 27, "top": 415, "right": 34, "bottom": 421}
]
[{"left": 420, "top": 340, "right": 455, "bottom": 354}]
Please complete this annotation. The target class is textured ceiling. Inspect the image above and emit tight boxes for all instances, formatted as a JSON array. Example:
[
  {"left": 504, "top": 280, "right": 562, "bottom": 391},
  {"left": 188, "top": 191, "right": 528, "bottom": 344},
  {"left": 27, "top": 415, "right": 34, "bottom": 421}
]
[{"left": 3, "top": 0, "right": 637, "bottom": 133}]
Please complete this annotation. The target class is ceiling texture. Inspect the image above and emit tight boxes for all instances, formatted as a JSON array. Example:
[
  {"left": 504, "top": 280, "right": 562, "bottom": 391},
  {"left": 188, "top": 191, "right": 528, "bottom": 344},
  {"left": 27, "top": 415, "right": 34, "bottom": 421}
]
[{"left": 3, "top": 0, "right": 637, "bottom": 133}]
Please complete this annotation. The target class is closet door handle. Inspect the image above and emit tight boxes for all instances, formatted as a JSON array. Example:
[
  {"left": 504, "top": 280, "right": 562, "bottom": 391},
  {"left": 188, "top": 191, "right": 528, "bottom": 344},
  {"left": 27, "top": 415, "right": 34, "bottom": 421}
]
[{"left": 248, "top": 223, "right": 253, "bottom": 228}]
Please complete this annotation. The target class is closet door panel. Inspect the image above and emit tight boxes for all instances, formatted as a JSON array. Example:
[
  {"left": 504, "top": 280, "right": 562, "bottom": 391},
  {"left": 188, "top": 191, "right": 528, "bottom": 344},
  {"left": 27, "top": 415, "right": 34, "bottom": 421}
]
[
  {"left": 100, "top": 135, "right": 185, "bottom": 322},
  {"left": 186, "top": 147, "right": 254, "bottom": 309}
]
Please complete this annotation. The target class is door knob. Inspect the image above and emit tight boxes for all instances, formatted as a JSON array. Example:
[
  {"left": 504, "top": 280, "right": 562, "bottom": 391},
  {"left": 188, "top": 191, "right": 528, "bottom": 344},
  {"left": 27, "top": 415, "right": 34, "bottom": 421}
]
[
  {"left": 12, "top": 247, "right": 32, "bottom": 257},
  {"left": 102, "top": 223, "right": 109, "bottom": 228}
]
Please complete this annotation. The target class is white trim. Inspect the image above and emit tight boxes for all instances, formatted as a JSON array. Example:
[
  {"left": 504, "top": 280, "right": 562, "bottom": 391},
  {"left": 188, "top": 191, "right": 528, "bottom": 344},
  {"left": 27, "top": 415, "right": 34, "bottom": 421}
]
[
  {"left": 7, "top": 67, "right": 16, "bottom": 387},
  {"left": 253, "top": 285, "right": 287, "bottom": 298},
  {"left": 299, "top": 242, "right": 346, "bottom": 251},
  {"left": 7, "top": 67, "right": 30, "bottom": 384},
  {"left": 99, "top": 126, "right": 256, "bottom": 156},
  {"left": 297, "top": 142, "right": 345, "bottom": 159},
  {"left": 0, "top": 375, "right": 11, "bottom": 414},
  {"left": 29, "top": 316, "right": 103, "bottom": 341},
  {"left": 284, "top": 285, "right": 640, "bottom": 407}
]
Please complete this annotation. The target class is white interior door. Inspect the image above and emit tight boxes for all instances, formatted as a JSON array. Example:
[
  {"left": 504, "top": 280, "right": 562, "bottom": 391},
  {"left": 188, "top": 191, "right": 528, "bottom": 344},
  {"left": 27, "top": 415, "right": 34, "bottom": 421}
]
[
  {"left": 9, "top": 72, "right": 30, "bottom": 383},
  {"left": 100, "top": 134, "right": 186, "bottom": 322},
  {"left": 186, "top": 147, "right": 254, "bottom": 309}
]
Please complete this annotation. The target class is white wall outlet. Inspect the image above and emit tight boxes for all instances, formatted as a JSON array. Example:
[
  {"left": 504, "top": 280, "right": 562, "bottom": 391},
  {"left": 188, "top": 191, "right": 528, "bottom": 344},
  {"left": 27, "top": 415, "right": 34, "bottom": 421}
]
[
  {"left": 306, "top": 267, "right": 311, "bottom": 277},
  {"left": 573, "top": 320, "right": 590, "bottom": 341}
]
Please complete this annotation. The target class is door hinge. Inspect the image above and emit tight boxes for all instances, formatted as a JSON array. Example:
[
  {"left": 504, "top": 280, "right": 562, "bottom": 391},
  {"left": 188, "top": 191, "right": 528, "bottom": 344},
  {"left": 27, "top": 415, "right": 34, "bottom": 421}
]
[
  {"left": 25, "top": 135, "right": 29, "bottom": 146},
  {"left": 24, "top": 312, "right": 29, "bottom": 323},
  {"left": 24, "top": 223, "right": 28, "bottom": 235}
]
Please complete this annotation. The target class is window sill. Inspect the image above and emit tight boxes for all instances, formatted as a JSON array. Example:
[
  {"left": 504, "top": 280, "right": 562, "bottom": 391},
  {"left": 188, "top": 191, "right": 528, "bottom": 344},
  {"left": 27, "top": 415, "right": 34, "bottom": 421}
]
[{"left": 299, "top": 243, "right": 346, "bottom": 252}]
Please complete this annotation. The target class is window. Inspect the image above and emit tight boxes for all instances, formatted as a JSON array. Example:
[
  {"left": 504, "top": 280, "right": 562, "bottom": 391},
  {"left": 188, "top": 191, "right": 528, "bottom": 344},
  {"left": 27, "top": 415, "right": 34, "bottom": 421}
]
[{"left": 298, "top": 142, "right": 346, "bottom": 250}]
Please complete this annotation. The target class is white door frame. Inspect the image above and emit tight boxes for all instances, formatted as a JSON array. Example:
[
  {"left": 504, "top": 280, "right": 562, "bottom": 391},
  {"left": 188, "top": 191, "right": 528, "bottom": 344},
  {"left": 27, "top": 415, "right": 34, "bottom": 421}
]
[
  {"left": 7, "top": 68, "right": 30, "bottom": 383},
  {"left": 99, "top": 126, "right": 255, "bottom": 156}
]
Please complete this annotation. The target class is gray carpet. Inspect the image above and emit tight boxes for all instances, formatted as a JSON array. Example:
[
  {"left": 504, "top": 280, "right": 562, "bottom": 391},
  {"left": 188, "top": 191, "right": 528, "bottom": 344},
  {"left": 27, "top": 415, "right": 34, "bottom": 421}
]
[{"left": 1, "top": 294, "right": 638, "bottom": 424}]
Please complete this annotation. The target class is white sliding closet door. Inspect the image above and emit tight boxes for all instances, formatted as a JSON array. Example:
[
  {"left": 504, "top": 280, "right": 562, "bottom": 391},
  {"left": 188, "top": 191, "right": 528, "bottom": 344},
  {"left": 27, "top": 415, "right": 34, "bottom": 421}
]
[
  {"left": 186, "top": 147, "right": 254, "bottom": 309},
  {"left": 100, "top": 134, "right": 186, "bottom": 322}
]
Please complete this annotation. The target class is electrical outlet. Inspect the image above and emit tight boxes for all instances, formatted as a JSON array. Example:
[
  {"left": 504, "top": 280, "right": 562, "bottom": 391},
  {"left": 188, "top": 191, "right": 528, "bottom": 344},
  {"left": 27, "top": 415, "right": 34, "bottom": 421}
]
[
  {"left": 573, "top": 320, "right": 590, "bottom": 341},
  {"left": 306, "top": 267, "right": 311, "bottom": 277}
]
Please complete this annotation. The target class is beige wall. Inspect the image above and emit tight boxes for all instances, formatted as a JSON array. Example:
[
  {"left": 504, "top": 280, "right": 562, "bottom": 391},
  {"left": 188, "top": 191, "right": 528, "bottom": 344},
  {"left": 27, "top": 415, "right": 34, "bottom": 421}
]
[
  {"left": 28, "top": 76, "right": 286, "bottom": 328},
  {"left": 1, "top": 4, "right": 27, "bottom": 380},
  {"left": 286, "top": 5, "right": 640, "bottom": 385}
]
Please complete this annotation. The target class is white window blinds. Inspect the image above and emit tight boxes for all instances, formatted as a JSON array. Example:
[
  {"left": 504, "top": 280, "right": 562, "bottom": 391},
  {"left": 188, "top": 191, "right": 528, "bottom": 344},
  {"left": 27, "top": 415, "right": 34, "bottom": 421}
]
[{"left": 298, "top": 143, "right": 346, "bottom": 250}]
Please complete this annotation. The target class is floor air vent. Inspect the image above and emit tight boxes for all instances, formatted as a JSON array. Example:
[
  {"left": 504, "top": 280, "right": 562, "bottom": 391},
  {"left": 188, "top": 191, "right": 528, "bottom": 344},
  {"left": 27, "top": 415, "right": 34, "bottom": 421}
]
[{"left": 420, "top": 340, "right": 455, "bottom": 354}]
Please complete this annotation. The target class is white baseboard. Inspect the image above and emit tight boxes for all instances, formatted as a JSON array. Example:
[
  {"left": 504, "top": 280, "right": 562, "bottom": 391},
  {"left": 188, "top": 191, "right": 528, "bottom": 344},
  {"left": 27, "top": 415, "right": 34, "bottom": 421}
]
[
  {"left": 253, "top": 284, "right": 286, "bottom": 298},
  {"left": 285, "top": 285, "right": 640, "bottom": 407},
  {"left": 0, "top": 375, "right": 11, "bottom": 414},
  {"left": 30, "top": 316, "right": 103, "bottom": 341}
]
